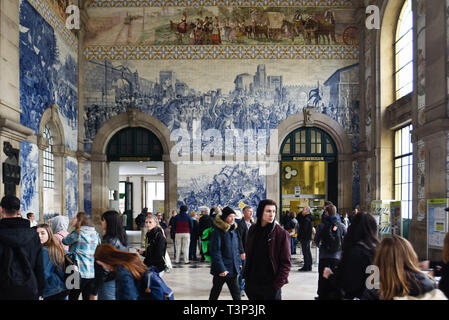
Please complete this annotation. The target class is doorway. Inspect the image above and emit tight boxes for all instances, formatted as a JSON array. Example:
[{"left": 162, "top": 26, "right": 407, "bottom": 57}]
[
  {"left": 280, "top": 127, "right": 338, "bottom": 222},
  {"left": 106, "top": 127, "right": 164, "bottom": 228}
]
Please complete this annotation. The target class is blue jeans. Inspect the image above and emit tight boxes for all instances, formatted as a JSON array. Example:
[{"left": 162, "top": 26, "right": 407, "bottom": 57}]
[
  {"left": 290, "top": 237, "right": 297, "bottom": 254},
  {"left": 98, "top": 280, "right": 116, "bottom": 300},
  {"left": 238, "top": 259, "right": 246, "bottom": 292}
]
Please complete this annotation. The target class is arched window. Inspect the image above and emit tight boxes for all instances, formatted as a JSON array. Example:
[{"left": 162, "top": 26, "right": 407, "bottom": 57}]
[
  {"left": 43, "top": 125, "right": 55, "bottom": 189},
  {"left": 395, "top": 0, "right": 414, "bottom": 100}
]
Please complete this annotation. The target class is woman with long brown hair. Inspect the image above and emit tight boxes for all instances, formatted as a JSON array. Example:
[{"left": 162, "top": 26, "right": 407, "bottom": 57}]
[
  {"left": 369, "top": 235, "right": 440, "bottom": 300},
  {"left": 62, "top": 212, "right": 101, "bottom": 300},
  {"left": 36, "top": 224, "right": 68, "bottom": 300},
  {"left": 95, "top": 244, "right": 147, "bottom": 300}
]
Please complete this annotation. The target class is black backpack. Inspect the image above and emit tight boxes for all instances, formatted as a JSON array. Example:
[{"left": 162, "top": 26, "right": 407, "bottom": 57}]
[
  {"left": 321, "top": 221, "right": 342, "bottom": 253},
  {"left": 0, "top": 246, "right": 38, "bottom": 300}
]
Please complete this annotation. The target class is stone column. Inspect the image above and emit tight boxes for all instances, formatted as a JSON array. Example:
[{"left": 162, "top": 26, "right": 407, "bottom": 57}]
[
  {"left": 164, "top": 155, "right": 177, "bottom": 222},
  {"left": 91, "top": 153, "right": 109, "bottom": 231}
]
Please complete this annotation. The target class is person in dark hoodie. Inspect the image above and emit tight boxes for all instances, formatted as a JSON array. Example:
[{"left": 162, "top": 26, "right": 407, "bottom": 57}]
[
  {"left": 172, "top": 205, "right": 193, "bottom": 264},
  {"left": 314, "top": 204, "right": 347, "bottom": 300},
  {"left": 0, "top": 195, "right": 44, "bottom": 300},
  {"left": 298, "top": 206, "right": 314, "bottom": 272},
  {"left": 243, "top": 199, "right": 291, "bottom": 300},
  {"left": 209, "top": 206, "right": 241, "bottom": 300},
  {"left": 362, "top": 235, "right": 441, "bottom": 300},
  {"left": 323, "top": 212, "right": 379, "bottom": 299}
]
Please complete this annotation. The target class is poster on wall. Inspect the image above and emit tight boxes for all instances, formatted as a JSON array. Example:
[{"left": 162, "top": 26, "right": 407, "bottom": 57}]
[
  {"left": 153, "top": 200, "right": 165, "bottom": 215},
  {"left": 390, "top": 201, "right": 403, "bottom": 237},
  {"left": 371, "top": 200, "right": 392, "bottom": 239},
  {"left": 427, "top": 199, "right": 449, "bottom": 249}
]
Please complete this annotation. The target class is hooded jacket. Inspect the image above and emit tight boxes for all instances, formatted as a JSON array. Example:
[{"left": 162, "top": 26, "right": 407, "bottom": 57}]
[
  {"left": 243, "top": 219, "right": 291, "bottom": 291},
  {"left": 0, "top": 218, "right": 45, "bottom": 299},
  {"left": 50, "top": 216, "right": 69, "bottom": 251},
  {"left": 209, "top": 215, "right": 241, "bottom": 277},
  {"left": 63, "top": 226, "right": 101, "bottom": 279}
]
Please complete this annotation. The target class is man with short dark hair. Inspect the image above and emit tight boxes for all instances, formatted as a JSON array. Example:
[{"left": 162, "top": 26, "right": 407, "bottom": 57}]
[
  {"left": 314, "top": 204, "right": 347, "bottom": 300},
  {"left": 0, "top": 195, "right": 44, "bottom": 300},
  {"left": 27, "top": 212, "right": 37, "bottom": 227},
  {"left": 243, "top": 199, "right": 291, "bottom": 300}
]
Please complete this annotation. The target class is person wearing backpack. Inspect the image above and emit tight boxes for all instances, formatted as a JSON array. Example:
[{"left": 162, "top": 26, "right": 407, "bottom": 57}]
[
  {"left": 63, "top": 212, "right": 101, "bottom": 300},
  {"left": 93, "top": 210, "right": 129, "bottom": 300},
  {"left": 36, "top": 224, "right": 69, "bottom": 300},
  {"left": 314, "top": 204, "right": 347, "bottom": 300},
  {"left": 198, "top": 208, "right": 213, "bottom": 262},
  {"left": 95, "top": 244, "right": 174, "bottom": 300},
  {"left": 0, "top": 195, "right": 45, "bottom": 300}
]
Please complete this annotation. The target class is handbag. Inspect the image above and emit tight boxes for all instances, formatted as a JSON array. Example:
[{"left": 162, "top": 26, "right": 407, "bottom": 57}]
[{"left": 163, "top": 251, "right": 172, "bottom": 273}]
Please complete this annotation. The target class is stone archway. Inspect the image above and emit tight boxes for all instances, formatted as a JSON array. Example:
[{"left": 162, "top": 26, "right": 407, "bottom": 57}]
[
  {"left": 266, "top": 110, "right": 353, "bottom": 214},
  {"left": 90, "top": 108, "right": 176, "bottom": 228}
]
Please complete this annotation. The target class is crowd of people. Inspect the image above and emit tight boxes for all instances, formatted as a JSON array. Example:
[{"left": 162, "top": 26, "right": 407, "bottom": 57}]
[{"left": 0, "top": 194, "right": 448, "bottom": 301}]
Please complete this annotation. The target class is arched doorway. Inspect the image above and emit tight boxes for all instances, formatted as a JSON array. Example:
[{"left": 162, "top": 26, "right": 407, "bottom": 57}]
[
  {"left": 280, "top": 127, "right": 338, "bottom": 222},
  {"left": 266, "top": 110, "right": 353, "bottom": 220},
  {"left": 90, "top": 109, "right": 176, "bottom": 229},
  {"left": 106, "top": 127, "right": 164, "bottom": 229}
]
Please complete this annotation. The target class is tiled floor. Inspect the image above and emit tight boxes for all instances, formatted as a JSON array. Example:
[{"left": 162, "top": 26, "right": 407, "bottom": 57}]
[{"left": 127, "top": 230, "right": 319, "bottom": 300}]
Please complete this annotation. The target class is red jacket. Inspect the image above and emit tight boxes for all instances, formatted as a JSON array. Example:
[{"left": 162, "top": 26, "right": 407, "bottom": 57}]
[{"left": 243, "top": 221, "right": 291, "bottom": 291}]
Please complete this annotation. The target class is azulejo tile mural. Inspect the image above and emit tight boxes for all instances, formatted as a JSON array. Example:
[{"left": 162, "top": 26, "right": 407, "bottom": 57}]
[
  {"left": 84, "top": 5, "right": 358, "bottom": 47},
  {"left": 83, "top": 59, "right": 360, "bottom": 152},
  {"left": 20, "top": 0, "right": 79, "bottom": 151},
  {"left": 66, "top": 157, "right": 79, "bottom": 218},
  {"left": 24, "top": 0, "right": 78, "bottom": 50},
  {"left": 20, "top": 141, "right": 40, "bottom": 219},
  {"left": 177, "top": 162, "right": 267, "bottom": 213}
]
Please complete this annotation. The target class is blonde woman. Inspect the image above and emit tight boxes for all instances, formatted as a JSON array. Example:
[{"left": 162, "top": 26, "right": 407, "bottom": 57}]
[
  {"left": 138, "top": 214, "right": 167, "bottom": 272},
  {"left": 36, "top": 224, "right": 68, "bottom": 300},
  {"left": 366, "top": 235, "right": 444, "bottom": 300}
]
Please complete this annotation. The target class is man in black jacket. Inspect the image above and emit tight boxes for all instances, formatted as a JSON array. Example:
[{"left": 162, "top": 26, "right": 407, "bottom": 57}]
[
  {"left": 0, "top": 195, "right": 45, "bottom": 300},
  {"left": 298, "top": 206, "right": 314, "bottom": 271},
  {"left": 236, "top": 206, "right": 254, "bottom": 296}
]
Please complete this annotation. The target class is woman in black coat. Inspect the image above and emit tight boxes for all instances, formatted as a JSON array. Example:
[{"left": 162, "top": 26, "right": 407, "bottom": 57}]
[
  {"left": 323, "top": 212, "right": 380, "bottom": 300},
  {"left": 138, "top": 214, "right": 167, "bottom": 273}
]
